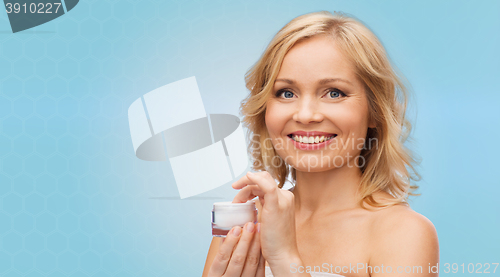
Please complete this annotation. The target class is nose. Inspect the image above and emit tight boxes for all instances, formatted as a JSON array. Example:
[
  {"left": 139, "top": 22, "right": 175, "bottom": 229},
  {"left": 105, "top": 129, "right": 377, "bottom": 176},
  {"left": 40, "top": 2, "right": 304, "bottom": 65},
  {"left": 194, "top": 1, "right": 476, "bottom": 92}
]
[{"left": 292, "top": 97, "right": 324, "bottom": 124}]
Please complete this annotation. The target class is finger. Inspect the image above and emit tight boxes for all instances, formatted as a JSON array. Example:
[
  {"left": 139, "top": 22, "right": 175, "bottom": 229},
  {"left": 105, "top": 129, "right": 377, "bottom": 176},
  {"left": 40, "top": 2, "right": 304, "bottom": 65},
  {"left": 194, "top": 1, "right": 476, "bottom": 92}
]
[
  {"left": 232, "top": 184, "right": 264, "bottom": 203},
  {"left": 241, "top": 223, "right": 261, "bottom": 277},
  {"left": 232, "top": 174, "right": 251, "bottom": 189},
  {"left": 255, "top": 250, "right": 265, "bottom": 277},
  {"left": 207, "top": 226, "right": 242, "bottom": 277},
  {"left": 223, "top": 223, "right": 256, "bottom": 276},
  {"left": 245, "top": 171, "right": 279, "bottom": 210},
  {"left": 232, "top": 171, "right": 275, "bottom": 190},
  {"left": 245, "top": 171, "right": 278, "bottom": 194}
]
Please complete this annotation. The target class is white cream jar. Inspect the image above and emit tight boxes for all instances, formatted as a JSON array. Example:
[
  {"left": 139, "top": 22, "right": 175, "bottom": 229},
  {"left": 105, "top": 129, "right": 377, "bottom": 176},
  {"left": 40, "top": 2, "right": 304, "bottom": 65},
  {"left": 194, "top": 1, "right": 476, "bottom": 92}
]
[{"left": 211, "top": 201, "right": 258, "bottom": 237}]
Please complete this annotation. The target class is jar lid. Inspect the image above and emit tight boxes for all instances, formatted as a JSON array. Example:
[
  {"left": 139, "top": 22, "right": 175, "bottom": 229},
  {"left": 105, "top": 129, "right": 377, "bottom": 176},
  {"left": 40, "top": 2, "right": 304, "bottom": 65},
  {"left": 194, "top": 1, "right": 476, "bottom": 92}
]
[{"left": 213, "top": 200, "right": 256, "bottom": 212}]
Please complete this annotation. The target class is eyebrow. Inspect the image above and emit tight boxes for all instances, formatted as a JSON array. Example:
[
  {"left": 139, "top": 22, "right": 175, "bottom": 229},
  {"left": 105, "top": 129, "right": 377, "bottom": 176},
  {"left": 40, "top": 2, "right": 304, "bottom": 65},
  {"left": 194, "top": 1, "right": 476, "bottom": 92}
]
[{"left": 275, "top": 78, "right": 353, "bottom": 86}]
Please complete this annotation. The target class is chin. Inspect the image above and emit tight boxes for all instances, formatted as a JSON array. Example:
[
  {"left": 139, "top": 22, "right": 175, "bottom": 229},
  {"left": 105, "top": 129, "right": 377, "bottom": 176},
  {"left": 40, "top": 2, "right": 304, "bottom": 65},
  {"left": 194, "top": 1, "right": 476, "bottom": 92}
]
[
  {"left": 286, "top": 156, "right": 341, "bottom": 172},
  {"left": 283, "top": 151, "right": 361, "bottom": 172},
  {"left": 293, "top": 165, "right": 335, "bottom": 173}
]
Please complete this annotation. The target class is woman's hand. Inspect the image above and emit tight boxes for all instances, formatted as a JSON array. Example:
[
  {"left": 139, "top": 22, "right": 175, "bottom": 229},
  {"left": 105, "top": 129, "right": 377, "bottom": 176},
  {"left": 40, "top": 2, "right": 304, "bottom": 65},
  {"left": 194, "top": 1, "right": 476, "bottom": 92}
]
[
  {"left": 207, "top": 223, "right": 266, "bottom": 277},
  {"left": 232, "top": 171, "right": 299, "bottom": 268}
]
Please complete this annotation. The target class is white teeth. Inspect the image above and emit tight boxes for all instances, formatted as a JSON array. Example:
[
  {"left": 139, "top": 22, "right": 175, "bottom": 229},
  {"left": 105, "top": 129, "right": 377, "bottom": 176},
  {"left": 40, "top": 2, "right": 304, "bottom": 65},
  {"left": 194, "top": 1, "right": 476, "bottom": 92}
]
[{"left": 292, "top": 135, "right": 335, "bottom": 144}]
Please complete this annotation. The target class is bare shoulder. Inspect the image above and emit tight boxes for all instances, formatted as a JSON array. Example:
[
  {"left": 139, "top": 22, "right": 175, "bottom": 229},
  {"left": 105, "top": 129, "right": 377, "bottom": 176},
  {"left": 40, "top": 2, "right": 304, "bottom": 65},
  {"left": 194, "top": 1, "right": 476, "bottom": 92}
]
[
  {"left": 367, "top": 192, "right": 439, "bottom": 274},
  {"left": 369, "top": 194, "right": 438, "bottom": 240}
]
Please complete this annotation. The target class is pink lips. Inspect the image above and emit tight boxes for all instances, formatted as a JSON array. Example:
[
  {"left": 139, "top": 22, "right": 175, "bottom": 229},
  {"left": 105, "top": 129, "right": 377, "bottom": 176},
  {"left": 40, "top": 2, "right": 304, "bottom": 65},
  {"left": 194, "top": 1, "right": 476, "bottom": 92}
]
[{"left": 288, "top": 130, "right": 335, "bottom": 137}]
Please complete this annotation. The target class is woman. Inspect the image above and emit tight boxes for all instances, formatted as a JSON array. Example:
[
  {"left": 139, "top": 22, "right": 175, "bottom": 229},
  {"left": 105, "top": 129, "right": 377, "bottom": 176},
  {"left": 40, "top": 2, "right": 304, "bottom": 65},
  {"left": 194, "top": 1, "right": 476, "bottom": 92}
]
[{"left": 203, "top": 11, "right": 439, "bottom": 277}]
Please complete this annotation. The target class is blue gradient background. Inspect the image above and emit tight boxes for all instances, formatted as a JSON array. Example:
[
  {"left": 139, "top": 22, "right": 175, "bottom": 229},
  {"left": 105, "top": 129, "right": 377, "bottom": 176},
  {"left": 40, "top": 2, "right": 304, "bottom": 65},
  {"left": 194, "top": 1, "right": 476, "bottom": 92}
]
[{"left": 0, "top": 0, "right": 499, "bottom": 276}]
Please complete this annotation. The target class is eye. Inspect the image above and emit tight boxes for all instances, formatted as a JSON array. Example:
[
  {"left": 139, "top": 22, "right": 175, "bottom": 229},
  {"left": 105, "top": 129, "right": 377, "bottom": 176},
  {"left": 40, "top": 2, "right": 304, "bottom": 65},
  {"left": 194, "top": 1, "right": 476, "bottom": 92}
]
[
  {"left": 275, "top": 89, "right": 295, "bottom": 99},
  {"left": 324, "top": 88, "right": 346, "bottom": 99}
]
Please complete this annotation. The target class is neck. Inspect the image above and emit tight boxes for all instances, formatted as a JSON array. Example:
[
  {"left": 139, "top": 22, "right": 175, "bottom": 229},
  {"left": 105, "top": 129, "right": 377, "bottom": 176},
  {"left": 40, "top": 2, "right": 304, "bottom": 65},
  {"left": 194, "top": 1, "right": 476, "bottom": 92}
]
[{"left": 293, "top": 165, "right": 363, "bottom": 217}]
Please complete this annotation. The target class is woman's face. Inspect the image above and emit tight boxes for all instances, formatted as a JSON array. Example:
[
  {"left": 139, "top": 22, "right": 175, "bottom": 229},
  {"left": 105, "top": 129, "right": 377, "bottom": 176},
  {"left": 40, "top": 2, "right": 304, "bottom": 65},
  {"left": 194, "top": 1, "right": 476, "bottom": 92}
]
[{"left": 265, "top": 35, "right": 375, "bottom": 172}]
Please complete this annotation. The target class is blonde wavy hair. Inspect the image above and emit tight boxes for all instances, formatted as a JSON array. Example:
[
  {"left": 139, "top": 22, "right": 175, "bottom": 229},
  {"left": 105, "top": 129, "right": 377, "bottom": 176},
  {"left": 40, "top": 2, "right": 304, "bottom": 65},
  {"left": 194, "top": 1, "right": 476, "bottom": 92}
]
[{"left": 240, "top": 11, "right": 421, "bottom": 210}]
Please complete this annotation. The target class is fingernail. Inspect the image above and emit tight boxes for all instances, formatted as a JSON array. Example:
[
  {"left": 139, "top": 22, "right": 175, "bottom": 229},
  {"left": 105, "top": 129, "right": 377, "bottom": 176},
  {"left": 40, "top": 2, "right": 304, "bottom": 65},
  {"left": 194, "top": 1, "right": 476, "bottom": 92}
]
[
  {"left": 247, "top": 172, "right": 254, "bottom": 176},
  {"left": 257, "top": 223, "right": 261, "bottom": 233},
  {"left": 246, "top": 222, "right": 254, "bottom": 233},
  {"left": 232, "top": 226, "right": 241, "bottom": 236}
]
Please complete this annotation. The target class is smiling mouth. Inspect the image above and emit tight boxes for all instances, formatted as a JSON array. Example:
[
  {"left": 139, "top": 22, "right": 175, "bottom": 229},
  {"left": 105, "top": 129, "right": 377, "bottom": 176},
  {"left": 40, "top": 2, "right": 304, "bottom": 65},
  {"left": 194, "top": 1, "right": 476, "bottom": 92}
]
[{"left": 287, "top": 134, "right": 337, "bottom": 144}]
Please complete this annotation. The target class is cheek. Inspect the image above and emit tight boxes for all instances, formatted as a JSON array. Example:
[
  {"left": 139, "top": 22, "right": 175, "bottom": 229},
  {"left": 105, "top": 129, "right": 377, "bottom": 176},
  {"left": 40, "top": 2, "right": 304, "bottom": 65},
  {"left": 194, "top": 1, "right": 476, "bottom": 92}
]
[
  {"left": 265, "top": 102, "right": 288, "bottom": 136},
  {"left": 328, "top": 103, "right": 370, "bottom": 134}
]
